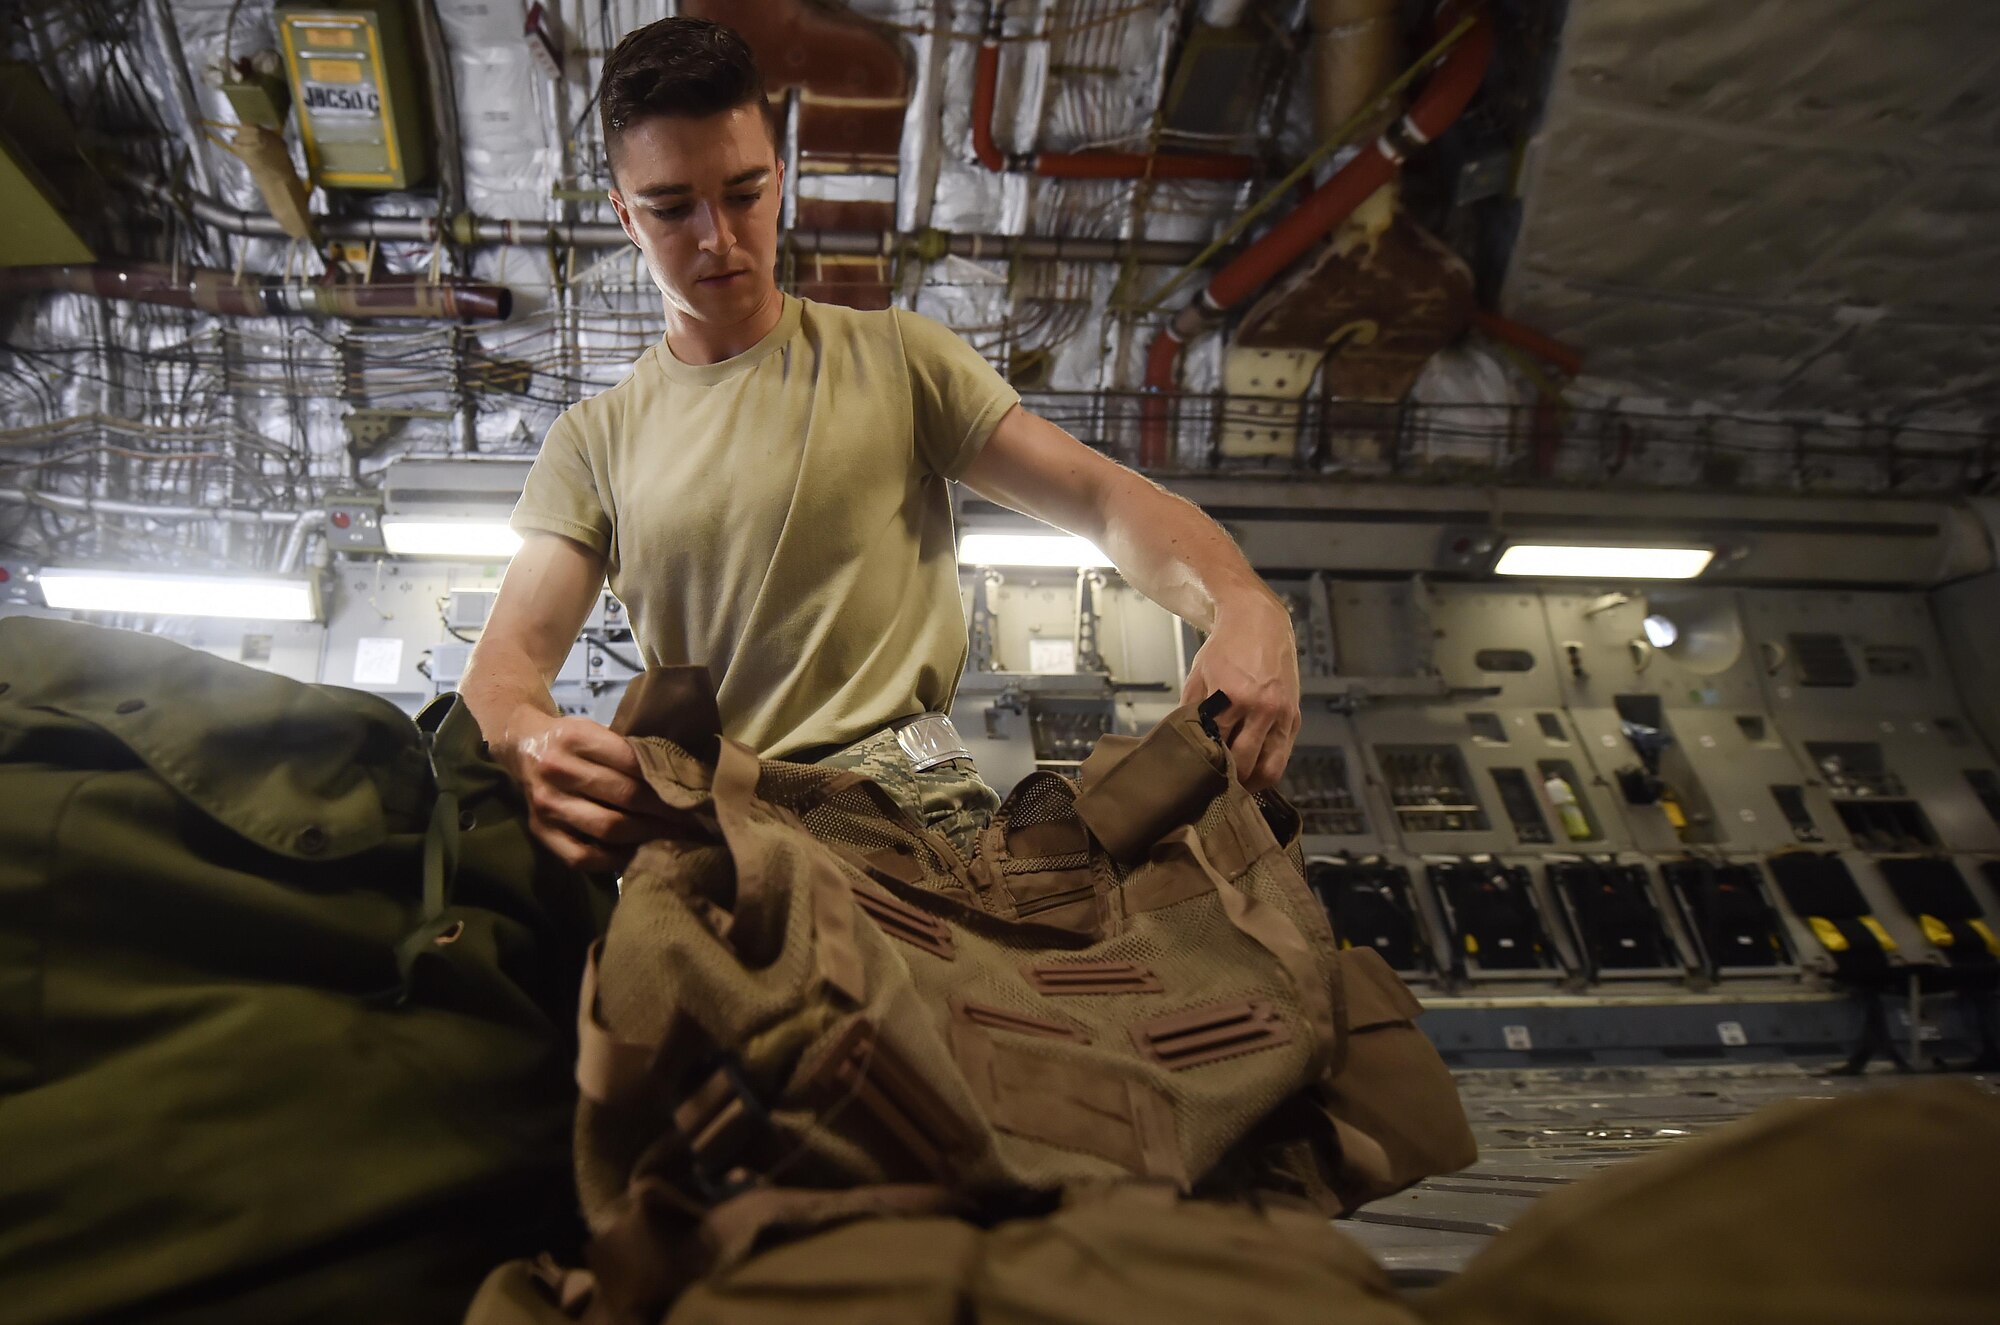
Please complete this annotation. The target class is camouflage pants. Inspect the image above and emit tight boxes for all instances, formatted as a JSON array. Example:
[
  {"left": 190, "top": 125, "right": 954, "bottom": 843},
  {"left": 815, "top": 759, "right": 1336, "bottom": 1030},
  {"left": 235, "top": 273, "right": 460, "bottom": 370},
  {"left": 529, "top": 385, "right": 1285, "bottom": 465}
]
[{"left": 814, "top": 726, "right": 1000, "bottom": 860}]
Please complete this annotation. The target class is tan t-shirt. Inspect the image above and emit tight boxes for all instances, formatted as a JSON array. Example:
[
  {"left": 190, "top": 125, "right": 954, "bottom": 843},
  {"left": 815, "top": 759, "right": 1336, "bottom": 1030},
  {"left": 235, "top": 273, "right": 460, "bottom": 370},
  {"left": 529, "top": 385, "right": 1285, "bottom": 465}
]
[{"left": 510, "top": 294, "right": 1019, "bottom": 758}]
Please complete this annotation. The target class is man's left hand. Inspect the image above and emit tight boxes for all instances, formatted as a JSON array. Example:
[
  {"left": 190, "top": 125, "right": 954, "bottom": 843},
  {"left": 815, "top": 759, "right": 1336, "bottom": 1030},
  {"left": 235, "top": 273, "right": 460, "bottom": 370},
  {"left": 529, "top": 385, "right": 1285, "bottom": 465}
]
[{"left": 1182, "top": 595, "right": 1301, "bottom": 792}]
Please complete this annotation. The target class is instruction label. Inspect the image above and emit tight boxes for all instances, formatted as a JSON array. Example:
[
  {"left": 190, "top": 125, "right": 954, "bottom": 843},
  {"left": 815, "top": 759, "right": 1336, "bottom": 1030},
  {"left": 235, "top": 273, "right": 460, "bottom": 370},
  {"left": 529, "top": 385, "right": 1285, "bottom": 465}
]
[{"left": 353, "top": 636, "right": 404, "bottom": 687}]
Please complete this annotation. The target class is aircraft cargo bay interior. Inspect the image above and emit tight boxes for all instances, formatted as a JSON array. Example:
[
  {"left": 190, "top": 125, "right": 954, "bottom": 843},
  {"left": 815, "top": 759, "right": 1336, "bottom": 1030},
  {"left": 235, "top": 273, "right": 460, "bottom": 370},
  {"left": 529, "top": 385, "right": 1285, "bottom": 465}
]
[{"left": 1, "top": 2, "right": 1996, "bottom": 1321}]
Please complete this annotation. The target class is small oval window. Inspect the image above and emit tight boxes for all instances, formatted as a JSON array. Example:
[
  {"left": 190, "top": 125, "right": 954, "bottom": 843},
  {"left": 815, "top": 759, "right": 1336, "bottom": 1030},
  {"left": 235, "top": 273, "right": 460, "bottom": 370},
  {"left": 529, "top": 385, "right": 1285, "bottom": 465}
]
[{"left": 1474, "top": 649, "right": 1536, "bottom": 673}]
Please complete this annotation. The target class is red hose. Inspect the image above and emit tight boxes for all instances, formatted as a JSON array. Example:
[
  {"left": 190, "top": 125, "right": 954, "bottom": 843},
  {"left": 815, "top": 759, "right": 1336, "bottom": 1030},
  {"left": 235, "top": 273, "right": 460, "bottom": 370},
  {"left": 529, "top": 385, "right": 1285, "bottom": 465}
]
[
  {"left": 1200, "top": 151, "right": 1400, "bottom": 308},
  {"left": 973, "top": 36, "right": 1255, "bottom": 180},
  {"left": 1139, "top": 3, "right": 1495, "bottom": 467},
  {"left": 1138, "top": 328, "right": 1186, "bottom": 467},
  {"left": 972, "top": 41, "right": 1008, "bottom": 173},
  {"left": 1472, "top": 308, "right": 1584, "bottom": 378}
]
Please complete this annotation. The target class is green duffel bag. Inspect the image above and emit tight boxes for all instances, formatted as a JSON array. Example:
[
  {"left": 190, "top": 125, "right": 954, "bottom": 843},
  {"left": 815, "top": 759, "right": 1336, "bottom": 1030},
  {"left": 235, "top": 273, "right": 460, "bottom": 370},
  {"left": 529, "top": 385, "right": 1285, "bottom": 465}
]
[{"left": 0, "top": 618, "right": 614, "bottom": 1325}]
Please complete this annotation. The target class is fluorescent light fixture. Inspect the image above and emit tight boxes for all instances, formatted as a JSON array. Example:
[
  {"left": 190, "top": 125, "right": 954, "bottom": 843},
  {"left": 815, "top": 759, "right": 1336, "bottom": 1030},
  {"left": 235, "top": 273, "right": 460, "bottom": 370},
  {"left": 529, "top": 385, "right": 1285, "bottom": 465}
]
[
  {"left": 1642, "top": 614, "right": 1680, "bottom": 648},
  {"left": 380, "top": 517, "right": 523, "bottom": 559},
  {"left": 958, "top": 532, "right": 1112, "bottom": 569},
  {"left": 39, "top": 568, "right": 319, "bottom": 621},
  {"left": 1494, "top": 544, "right": 1713, "bottom": 580}
]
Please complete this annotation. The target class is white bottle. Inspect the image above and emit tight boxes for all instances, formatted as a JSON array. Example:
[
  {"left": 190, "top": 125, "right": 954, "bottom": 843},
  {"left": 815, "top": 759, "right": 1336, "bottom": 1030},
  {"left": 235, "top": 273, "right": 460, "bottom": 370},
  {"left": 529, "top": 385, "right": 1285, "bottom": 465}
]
[{"left": 1544, "top": 772, "right": 1592, "bottom": 841}]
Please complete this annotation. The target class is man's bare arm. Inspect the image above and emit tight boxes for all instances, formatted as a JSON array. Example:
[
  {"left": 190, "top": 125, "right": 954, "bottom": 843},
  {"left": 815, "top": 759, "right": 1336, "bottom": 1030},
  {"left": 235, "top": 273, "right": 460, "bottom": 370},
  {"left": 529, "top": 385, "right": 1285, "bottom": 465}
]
[
  {"left": 957, "top": 404, "right": 1300, "bottom": 790},
  {"left": 462, "top": 532, "right": 665, "bottom": 870}
]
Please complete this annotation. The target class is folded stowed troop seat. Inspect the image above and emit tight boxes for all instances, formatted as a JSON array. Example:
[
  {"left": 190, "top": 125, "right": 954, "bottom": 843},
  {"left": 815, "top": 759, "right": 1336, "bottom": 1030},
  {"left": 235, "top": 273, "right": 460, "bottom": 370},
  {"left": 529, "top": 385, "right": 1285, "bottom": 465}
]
[{"left": 540, "top": 669, "right": 1476, "bottom": 1320}]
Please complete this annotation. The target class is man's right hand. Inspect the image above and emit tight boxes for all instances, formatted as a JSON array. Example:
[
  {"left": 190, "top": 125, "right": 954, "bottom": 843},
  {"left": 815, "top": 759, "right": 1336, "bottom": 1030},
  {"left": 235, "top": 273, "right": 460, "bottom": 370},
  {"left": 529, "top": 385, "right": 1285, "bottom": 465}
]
[{"left": 503, "top": 711, "right": 671, "bottom": 873}]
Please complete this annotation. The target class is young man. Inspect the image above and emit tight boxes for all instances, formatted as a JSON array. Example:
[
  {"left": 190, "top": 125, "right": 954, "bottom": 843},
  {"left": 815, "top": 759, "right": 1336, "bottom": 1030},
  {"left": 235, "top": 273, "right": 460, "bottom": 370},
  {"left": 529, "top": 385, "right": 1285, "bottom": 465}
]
[{"left": 462, "top": 17, "right": 1300, "bottom": 872}]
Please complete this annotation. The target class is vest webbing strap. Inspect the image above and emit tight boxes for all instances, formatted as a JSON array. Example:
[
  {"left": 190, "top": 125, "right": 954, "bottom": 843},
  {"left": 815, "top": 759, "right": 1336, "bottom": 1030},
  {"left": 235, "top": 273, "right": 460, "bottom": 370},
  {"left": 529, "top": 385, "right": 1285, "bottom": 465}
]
[
  {"left": 575, "top": 940, "right": 657, "bottom": 1107},
  {"left": 1159, "top": 825, "right": 1341, "bottom": 1078}
]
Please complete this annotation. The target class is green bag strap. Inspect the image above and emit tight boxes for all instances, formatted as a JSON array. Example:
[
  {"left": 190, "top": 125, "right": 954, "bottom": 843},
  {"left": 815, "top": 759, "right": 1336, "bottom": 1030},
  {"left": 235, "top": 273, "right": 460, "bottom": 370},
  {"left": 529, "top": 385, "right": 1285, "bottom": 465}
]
[
  {"left": 384, "top": 718, "right": 466, "bottom": 1006},
  {"left": 414, "top": 709, "right": 465, "bottom": 921},
  {"left": 421, "top": 778, "right": 461, "bottom": 922}
]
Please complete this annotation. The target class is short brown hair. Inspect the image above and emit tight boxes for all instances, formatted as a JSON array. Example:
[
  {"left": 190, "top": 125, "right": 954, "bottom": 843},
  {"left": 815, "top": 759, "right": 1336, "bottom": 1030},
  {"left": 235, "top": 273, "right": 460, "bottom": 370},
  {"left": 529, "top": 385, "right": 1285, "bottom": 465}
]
[{"left": 598, "top": 17, "right": 774, "bottom": 161}]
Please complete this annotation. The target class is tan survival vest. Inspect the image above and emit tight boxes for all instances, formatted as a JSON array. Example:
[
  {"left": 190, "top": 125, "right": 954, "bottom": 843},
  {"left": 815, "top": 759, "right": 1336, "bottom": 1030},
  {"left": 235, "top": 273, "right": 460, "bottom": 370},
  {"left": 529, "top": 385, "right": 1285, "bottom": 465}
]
[{"left": 558, "top": 671, "right": 1474, "bottom": 1320}]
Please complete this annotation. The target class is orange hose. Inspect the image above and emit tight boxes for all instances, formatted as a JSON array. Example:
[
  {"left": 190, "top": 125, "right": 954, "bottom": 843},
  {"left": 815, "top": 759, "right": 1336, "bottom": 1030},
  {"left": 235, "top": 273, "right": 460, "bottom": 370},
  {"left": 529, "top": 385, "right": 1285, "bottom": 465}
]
[
  {"left": 972, "top": 41, "right": 1008, "bottom": 173},
  {"left": 1472, "top": 308, "right": 1584, "bottom": 378},
  {"left": 1139, "top": 328, "right": 1186, "bottom": 468}
]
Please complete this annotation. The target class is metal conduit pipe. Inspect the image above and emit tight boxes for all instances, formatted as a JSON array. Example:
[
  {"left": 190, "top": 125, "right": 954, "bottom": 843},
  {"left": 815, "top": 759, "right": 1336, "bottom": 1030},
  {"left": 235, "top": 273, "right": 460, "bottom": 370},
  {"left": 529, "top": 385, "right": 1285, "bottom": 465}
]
[
  {"left": 126, "top": 174, "right": 1217, "bottom": 265},
  {"left": 0, "top": 489, "right": 324, "bottom": 573},
  {"left": 119, "top": 171, "right": 630, "bottom": 247},
  {"left": 973, "top": 3, "right": 1257, "bottom": 181},
  {"left": 0, "top": 486, "right": 318, "bottom": 528},
  {"left": 1138, "top": 2, "right": 1494, "bottom": 466},
  {"left": 924, "top": 233, "right": 1212, "bottom": 264},
  {"left": 277, "top": 510, "right": 326, "bottom": 572},
  {"left": 0, "top": 263, "right": 512, "bottom": 321}
]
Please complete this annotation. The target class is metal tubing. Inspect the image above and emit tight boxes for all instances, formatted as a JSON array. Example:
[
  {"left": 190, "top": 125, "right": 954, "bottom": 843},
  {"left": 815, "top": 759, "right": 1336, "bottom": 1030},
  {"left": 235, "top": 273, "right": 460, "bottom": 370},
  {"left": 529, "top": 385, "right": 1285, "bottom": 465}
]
[
  {"left": 277, "top": 510, "right": 326, "bottom": 572},
  {"left": 0, "top": 263, "right": 512, "bottom": 321},
  {"left": 124, "top": 175, "right": 1213, "bottom": 265},
  {"left": 0, "top": 489, "right": 323, "bottom": 573},
  {"left": 0, "top": 487, "right": 311, "bottom": 527}
]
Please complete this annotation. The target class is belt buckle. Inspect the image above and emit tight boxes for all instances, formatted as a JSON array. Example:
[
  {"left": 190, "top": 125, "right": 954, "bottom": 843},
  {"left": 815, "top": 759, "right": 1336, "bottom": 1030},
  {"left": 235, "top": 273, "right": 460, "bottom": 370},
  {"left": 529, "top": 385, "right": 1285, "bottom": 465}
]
[{"left": 895, "top": 713, "right": 971, "bottom": 772}]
